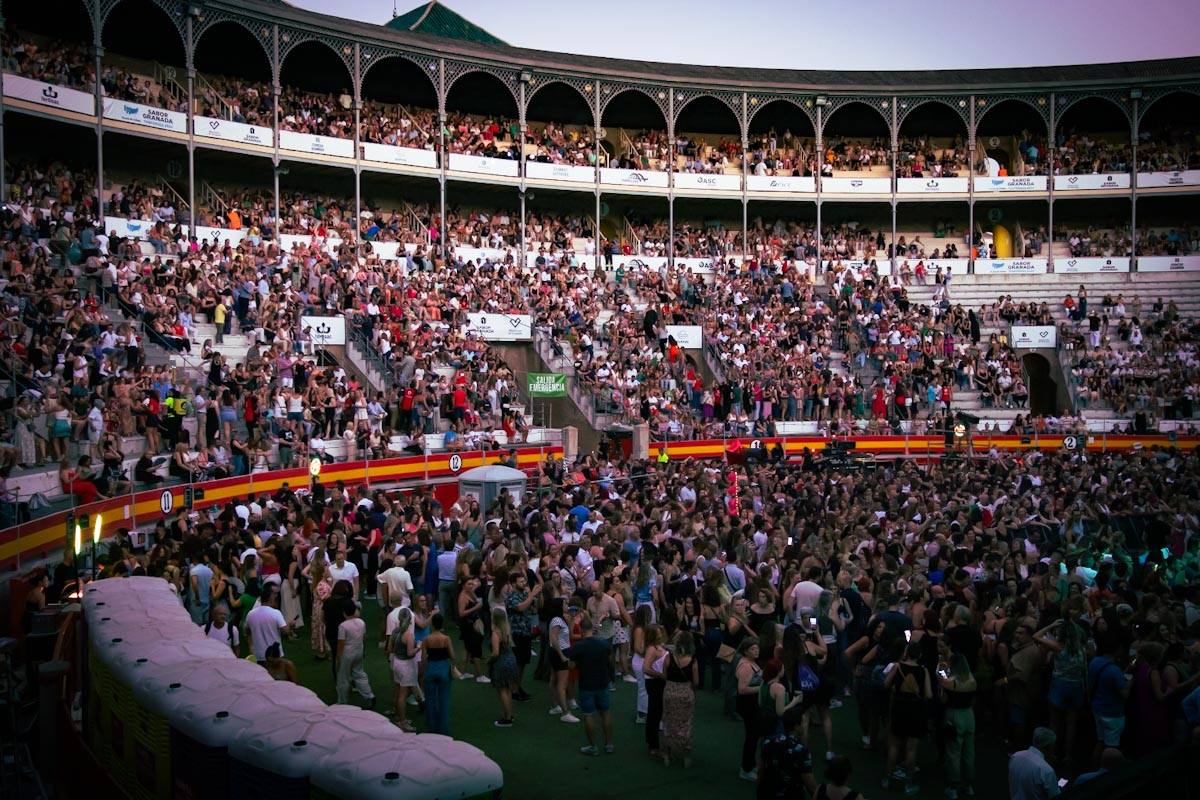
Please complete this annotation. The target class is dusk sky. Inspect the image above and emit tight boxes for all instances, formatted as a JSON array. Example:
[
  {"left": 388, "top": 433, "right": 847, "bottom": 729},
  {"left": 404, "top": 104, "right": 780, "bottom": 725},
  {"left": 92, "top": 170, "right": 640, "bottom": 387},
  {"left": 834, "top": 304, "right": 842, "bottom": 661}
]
[{"left": 287, "top": 0, "right": 1200, "bottom": 71}]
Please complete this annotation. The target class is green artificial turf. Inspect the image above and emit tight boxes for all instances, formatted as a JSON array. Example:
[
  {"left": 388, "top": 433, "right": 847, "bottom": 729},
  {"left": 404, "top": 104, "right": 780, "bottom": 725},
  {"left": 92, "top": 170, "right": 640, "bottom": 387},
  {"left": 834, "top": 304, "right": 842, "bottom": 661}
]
[{"left": 289, "top": 600, "right": 1010, "bottom": 800}]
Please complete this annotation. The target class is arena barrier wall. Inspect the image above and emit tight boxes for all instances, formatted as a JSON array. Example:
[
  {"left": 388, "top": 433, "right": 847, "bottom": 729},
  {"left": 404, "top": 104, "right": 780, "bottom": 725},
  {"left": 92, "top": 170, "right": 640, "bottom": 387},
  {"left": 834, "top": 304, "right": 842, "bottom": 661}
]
[
  {"left": 0, "top": 446, "right": 562, "bottom": 573},
  {"left": 79, "top": 578, "right": 503, "bottom": 800}
]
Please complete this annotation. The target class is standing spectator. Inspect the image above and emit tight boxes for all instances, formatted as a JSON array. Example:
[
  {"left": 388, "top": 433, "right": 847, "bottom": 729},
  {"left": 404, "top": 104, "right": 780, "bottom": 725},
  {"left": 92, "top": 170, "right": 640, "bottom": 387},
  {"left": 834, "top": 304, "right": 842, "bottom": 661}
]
[
  {"left": 335, "top": 600, "right": 374, "bottom": 708},
  {"left": 1087, "top": 637, "right": 1130, "bottom": 762},
  {"left": 489, "top": 607, "right": 520, "bottom": 728},
  {"left": 662, "top": 630, "right": 699, "bottom": 767},
  {"left": 734, "top": 637, "right": 763, "bottom": 782},
  {"left": 566, "top": 615, "right": 615, "bottom": 756},
  {"left": 504, "top": 572, "right": 540, "bottom": 702},
  {"left": 884, "top": 640, "right": 932, "bottom": 794},
  {"left": 1008, "top": 727, "right": 1061, "bottom": 800},
  {"left": 245, "top": 583, "right": 289, "bottom": 662},
  {"left": 940, "top": 653, "right": 978, "bottom": 799},
  {"left": 421, "top": 612, "right": 454, "bottom": 735}
]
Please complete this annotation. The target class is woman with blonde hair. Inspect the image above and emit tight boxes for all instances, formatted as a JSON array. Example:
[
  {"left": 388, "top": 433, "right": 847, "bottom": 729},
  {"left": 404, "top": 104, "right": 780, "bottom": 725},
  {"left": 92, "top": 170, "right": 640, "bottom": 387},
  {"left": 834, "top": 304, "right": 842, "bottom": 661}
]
[
  {"left": 489, "top": 607, "right": 520, "bottom": 728},
  {"left": 305, "top": 556, "right": 333, "bottom": 659},
  {"left": 386, "top": 606, "right": 419, "bottom": 731}
]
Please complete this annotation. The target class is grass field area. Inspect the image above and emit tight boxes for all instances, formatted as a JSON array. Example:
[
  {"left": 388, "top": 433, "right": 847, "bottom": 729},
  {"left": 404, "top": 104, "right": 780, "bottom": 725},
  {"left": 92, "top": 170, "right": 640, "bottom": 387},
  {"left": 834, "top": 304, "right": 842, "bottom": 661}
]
[{"left": 289, "top": 601, "right": 1010, "bottom": 800}]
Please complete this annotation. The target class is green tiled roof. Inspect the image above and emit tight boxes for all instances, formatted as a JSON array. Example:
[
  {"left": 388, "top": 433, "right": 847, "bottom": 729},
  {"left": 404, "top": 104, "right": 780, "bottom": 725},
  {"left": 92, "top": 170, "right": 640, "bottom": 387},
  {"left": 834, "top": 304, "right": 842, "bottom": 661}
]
[{"left": 386, "top": 2, "right": 507, "bottom": 47}]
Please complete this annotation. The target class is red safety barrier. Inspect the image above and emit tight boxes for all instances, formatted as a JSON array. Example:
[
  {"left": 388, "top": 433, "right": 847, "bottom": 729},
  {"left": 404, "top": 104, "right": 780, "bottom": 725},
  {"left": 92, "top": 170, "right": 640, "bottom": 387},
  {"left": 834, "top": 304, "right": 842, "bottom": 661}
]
[{"left": 0, "top": 445, "right": 562, "bottom": 574}]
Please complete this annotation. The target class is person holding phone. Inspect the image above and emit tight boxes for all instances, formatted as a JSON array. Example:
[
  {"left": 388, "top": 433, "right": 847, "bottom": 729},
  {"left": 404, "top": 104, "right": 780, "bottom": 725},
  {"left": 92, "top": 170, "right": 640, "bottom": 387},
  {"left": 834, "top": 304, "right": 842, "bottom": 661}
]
[{"left": 939, "top": 653, "right": 978, "bottom": 800}]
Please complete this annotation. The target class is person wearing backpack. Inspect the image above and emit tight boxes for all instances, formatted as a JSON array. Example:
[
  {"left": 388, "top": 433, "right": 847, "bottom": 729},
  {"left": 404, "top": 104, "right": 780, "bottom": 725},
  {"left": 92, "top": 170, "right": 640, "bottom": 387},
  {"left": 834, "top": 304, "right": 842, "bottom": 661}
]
[
  {"left": 883, "top": 639, "right": 932, "bottom": 795},
  {"left": 203, "top": 602, "right": 241, "bottom": 655},
  {"left": 792, "top": 617, "right": 837, "bottom": 763}
]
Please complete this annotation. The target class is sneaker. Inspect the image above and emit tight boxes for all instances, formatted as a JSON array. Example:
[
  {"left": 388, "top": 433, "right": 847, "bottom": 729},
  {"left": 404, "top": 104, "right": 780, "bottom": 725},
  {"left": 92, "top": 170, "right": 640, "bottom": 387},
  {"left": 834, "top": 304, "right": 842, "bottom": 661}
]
[
  {"left": 635, "top": 713, "right": 647, "bottom": 725},
  {"left": 825, "top": 751, "right": 836, "bottom": 763},
  {"left": 475, "top": 675, "right": 491, "bottom": 684},
  {"left": 548, "top": 705, "right": 564, "bottom": 716},
  {"left": 738, "top": 769, "right": 758, "bottom": 782},
  {"left": 829, "top": 698, "right": 843, "bottom": 709},
  {"left": 623, "top": 674, "right": 637, "bottom": 683},
  {"left": 560, "top": 713, "right": 581, "bottom": 723},
  {"left": 494, "top": 718, "right": 514, "bottom": 728},
  {"left": 569, "top": 699, "right": 579, "bottom": 710},
  {"left": 514, "top": 691, "right": 533, "bottom": 702},
  {"left": 604, "top": 744, "right": 614, "bottom": 754},
  {"left": 407, "top": 696, "right": 419, "bottom": 706},
  {"left": 580, "top": 745, "right": 600, "bottom": 757},
  {"left": 945, "top": 789, "right": 959, "bottom": 800},
  {"left": 459, "top": 672, "right": 475, "bottom": 680},
  {"left": 903, "top": 782, "right": 920, "bottom": 796},
  {"left": 860, "top": 735, "right": 871, "bottom": 750}
]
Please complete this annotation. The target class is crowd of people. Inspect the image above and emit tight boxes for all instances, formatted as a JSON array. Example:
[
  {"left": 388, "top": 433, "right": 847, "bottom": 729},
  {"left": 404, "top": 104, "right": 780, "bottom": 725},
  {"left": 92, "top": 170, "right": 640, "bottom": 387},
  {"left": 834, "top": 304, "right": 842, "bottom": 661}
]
[
  {"left": 5, "top": 24, "right": 1200, "bottom": 188},
  {"left": 37, "top": 433, "right": 1200, "bottom": 799},
  {"left": 1058, "top": 288, "right": 1199, "bottom": 420}
]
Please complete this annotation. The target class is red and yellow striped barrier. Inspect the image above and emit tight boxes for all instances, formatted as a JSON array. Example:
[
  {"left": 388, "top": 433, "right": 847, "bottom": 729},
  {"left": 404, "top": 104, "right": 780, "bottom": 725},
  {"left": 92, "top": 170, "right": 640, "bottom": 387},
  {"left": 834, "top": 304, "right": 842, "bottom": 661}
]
[
  {"left": 658, "top": 433, "right": 1196, "bottom": 461},
  {"left": 0, "top": 446, "right": 560, "bottom": 574}
]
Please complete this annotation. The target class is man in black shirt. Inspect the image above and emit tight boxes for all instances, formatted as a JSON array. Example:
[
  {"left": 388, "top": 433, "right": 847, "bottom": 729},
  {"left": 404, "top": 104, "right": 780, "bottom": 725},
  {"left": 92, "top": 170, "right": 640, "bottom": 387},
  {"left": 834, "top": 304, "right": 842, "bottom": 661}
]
[{"left": 565, "top": 616, "right": 614, "bottom": 756}]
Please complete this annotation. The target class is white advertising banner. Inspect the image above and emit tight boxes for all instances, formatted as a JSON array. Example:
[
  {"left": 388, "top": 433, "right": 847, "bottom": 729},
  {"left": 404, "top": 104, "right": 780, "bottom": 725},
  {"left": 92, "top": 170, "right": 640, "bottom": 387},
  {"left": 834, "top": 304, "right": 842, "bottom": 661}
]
[
  {"left": 193, "top": 225, "right": 247, "bottom": 245},
  {"left": 665, "top": 325, "right": 704, "bottom": 348},
  {"left": 676, "top": 257, "right": 720, "bottom": 274},
  {"left": 746, "top": 174, "right": 816, "bottom": 193},
  {"left": 448, "top": 153, "right": 519, "bottom": 177},
  {"left": 3, "top": 74, "right": 94, "bottom": 114},
  {"left": 1053, "top": 173, "right": 1130, "bottom": 191},
  {"left": 301, "top": 315, "right": 346, "bottom": 346},
  {"left": 277, "top": 130, "right": 354, "bottom": 158},
  {"left": 973, "top": 175, "right": 1047, "bottom": 192},
  {"left": 360, "top": 142, "right": 438, "bottom": 169},
  {"left": 674, "top": 173, "right": 742, "bottom": 191},
  {"left": 1012, "top": 325, "right": 1057, "bottom": 349},
  {"left": 102, "top": 99, "right": 187, "bottom": 133},
  {"left": 1136, "top": 170, "right": 1200, "bottom": 188},
  {"left": 600, "top": 168, "right": 670, "bottom": 188},
  {"left": 610, "top": 255, "right": 669, "bottom": 271},
  {"left": 1138, "top": 255, "right": 1200, "bottom": 272},
  {"left": 1056, "top": 257, "right": 1130, "bottom": 274},
  {"left": 103, "top": 216, "right": 157, "bottom": 239},
  {"left": 896, "top": 177, "right": 970, "bottom": 193},
  {"left": 821, "top": 177, "right": 892, "bottom": 193},
  {"left": 194, "top": 116, "right": 273, "bottom": 147},
  {"left": 466, "top": 313, "right": 533, "bottom": 341},
  {"left": 524, "top": 162, "right": 596, "bottom": 183},
  {"left": 977, "top": 258, "right": 1048, "bottom": 274}
]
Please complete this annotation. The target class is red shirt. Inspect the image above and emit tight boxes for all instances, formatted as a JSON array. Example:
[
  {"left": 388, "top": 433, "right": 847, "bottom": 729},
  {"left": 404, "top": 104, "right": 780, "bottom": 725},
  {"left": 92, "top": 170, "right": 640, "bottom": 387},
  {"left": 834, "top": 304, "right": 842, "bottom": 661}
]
[
  {"left": 401, "top": 388, "right": 415, "bottom": 410},
  {"left": 452, "top": 388, "right": 468, "bottom": 409}
]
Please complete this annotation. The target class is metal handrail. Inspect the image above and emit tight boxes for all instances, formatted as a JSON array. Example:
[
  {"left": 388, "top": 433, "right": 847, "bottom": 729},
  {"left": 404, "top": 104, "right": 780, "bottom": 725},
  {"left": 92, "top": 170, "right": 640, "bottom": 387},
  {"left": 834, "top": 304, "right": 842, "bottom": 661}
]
[
  {"left": 152, "top": 62, "right": 187, "bottom": 110},
  {"left": 200, "top": 181, "right": 228, "bottom": 216},
  {"left": 156, "top": 175, "right": 189, "bottom": 217},
  {"left": 403, "top": 202, "right": 431, "bottom": 246},
  {"left": 194, "top": 72, "right": 233, "bottom": 120}
]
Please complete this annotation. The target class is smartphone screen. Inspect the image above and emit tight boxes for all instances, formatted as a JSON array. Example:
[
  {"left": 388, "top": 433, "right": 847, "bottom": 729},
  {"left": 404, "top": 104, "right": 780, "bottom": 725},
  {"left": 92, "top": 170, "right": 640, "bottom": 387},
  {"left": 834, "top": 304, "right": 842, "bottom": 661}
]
[
  {"left": 1161, "top": 547, "right": 1170, "bottom": 559},
  {"left": 937, "top": 668, "right": 949, "bottom": 679},
  {"left": 904, "top": 630, "right": 912, "bottom": 642},
  {"left": 1058, "top": 778, "right": 1068, "bottom": 788},
  {"left": 809, "top": 617, "right": 818, "bottom": 628}
]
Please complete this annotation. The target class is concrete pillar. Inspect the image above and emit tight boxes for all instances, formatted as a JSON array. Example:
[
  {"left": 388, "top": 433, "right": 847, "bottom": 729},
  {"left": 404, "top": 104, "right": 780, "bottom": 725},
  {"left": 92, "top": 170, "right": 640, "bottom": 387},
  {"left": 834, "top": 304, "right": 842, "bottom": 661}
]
[
  {"left": 562, "top": 425, "right": 578, "bottom": 464},
  {"left": 633, "top": 423, "right": 650, "bottom": 460}
]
